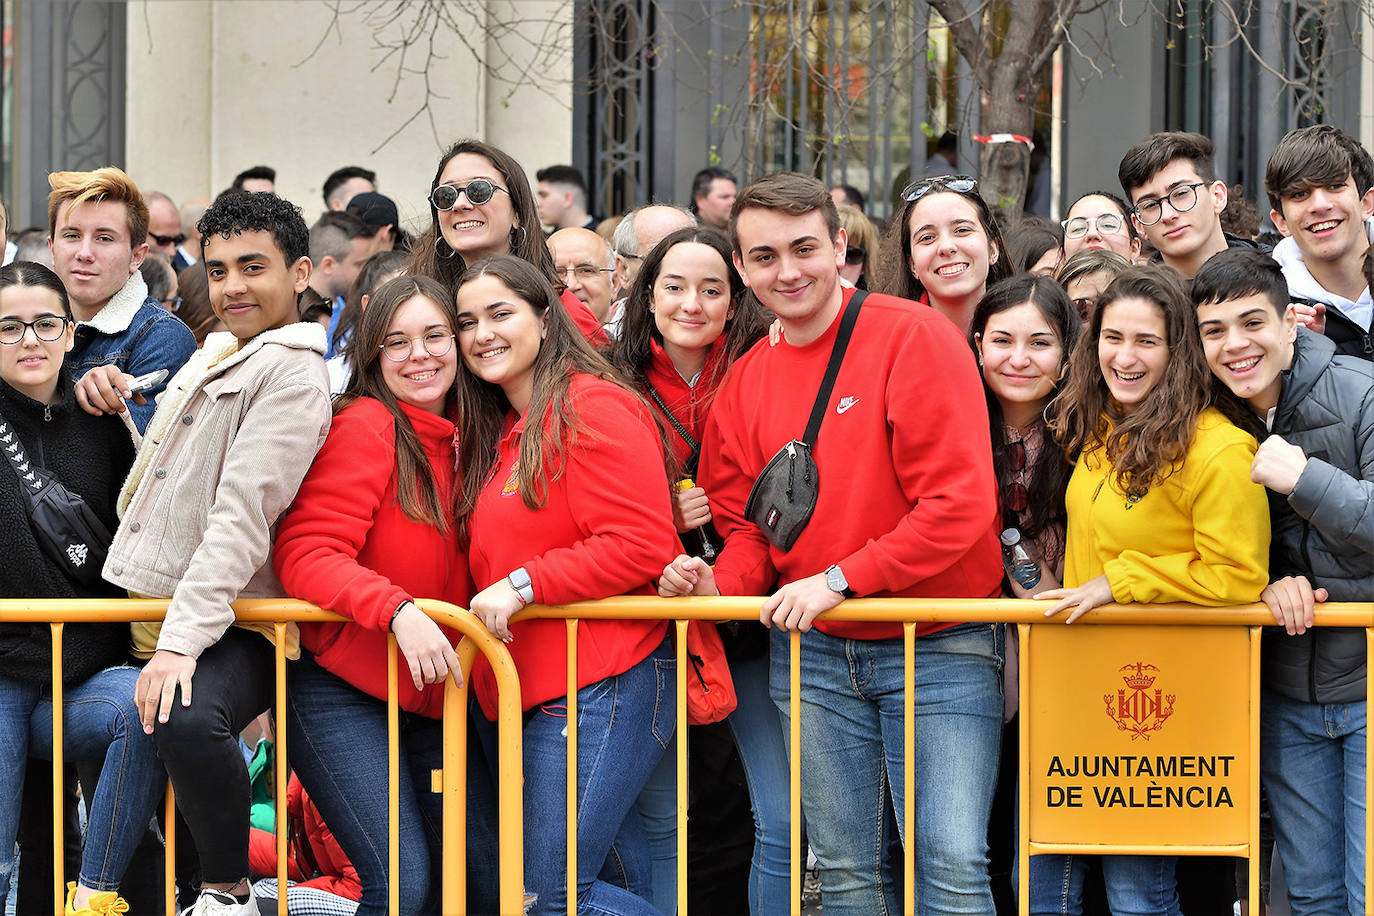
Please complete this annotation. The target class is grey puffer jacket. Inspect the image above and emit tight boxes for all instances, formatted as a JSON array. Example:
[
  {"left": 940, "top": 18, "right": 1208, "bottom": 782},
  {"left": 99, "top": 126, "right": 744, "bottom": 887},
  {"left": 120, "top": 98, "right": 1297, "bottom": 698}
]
[{"left": 1262, "top": 328, "right": 1374, "bottom": 704}]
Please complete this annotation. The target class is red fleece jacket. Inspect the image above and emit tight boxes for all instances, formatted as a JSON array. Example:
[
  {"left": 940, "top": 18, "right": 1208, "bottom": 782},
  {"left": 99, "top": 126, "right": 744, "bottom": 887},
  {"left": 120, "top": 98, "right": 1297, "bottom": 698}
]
[
  {"left": 562, "top": 288, "right": 609, "bottom": 347},
  {"left": 274, "top": 397, "right": 472, "bottom": 717},
  {"left": 468, "top": 373, "right": 678, "bottom": 717},
  {"left": 699, "top": 287, "right": 1003, "bottom": 639},
  {"left": 643, "top": 336, "right": 728, "bottom": 469}
]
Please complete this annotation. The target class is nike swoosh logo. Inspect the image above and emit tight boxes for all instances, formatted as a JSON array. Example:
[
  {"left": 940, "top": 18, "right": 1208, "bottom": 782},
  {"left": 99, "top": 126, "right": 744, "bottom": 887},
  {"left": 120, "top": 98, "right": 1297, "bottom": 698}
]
[{"left": 836, "top": 397, "right": 859, "bottom": 414}]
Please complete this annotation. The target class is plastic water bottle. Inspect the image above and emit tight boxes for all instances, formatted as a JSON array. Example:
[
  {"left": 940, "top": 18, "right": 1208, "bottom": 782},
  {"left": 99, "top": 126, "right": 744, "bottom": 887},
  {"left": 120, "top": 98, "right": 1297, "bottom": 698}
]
[{"left": 1000, "top": 527, "right": 1041, "bottom": 590}]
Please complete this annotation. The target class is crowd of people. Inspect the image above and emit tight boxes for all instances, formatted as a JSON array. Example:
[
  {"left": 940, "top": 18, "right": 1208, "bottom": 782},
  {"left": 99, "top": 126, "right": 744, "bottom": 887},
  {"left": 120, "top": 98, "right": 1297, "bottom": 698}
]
[{"left": 0, "top": 124, "right": 1369, "bottom": 916}]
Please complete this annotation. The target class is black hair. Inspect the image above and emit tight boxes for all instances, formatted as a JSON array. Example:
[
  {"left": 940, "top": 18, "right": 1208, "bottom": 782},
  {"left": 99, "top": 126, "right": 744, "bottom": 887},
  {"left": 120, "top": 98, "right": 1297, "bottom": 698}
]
[
  {"left": 323, "top": 166, "right": 377, "bottom": 206},
  {"left": 1189, "top": 247, "right": 1290, "bottom": 317},
  {"left": 197, "top": 191, "right": 309, "bottom": 266},
  {"left": 833, "top": 183, "right": 865, "bottom": 211},
  {"left": 0, "top": 260, "right": 73, "bottom": 320},
  {"left": 139, "top": 254, "right": 176, "bottom": 303},
  {"left": 691, "top": 167, "right": 738, "bottom": 209},
  {"left": 1118, "top": 132, "right": 1218, "bottom": 202},
  {"left": 535, "top": 165, "right": 588, "bottom": 193},
  {"left": 1004, "top": 216, "right": 1064, "bottom": 274},
  {"left": 231, "top": 165, "right": 276, "bottom": 190}
]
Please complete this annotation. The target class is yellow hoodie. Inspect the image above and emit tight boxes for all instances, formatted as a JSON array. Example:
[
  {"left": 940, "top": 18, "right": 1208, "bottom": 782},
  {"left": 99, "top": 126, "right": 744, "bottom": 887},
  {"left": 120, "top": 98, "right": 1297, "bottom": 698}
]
[{"left": 1064, "top": 407, "right": 1270, "bottom": 605}]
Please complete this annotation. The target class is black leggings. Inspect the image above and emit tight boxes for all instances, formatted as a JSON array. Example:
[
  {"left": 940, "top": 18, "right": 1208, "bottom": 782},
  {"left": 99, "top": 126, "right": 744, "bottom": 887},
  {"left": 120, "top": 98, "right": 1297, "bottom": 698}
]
[{"left": 152, "top": 627, "right": 273, "bottom": 885}]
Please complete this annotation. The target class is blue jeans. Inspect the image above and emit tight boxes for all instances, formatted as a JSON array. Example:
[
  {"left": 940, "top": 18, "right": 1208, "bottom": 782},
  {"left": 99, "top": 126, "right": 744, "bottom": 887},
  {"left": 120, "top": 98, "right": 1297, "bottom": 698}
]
[
  {"left": 285, "top": 653, "right": 444, "bottom": 916},
  {"left": 522, "top": 638, "right": 674, "bottom": 916},
  {"left": 633, "top": 732, "right": 678, "bottom": 914},
  {"left": 726, "top": 648, "right": 798, "bottom": 915},
  {"left": 0, "top": 665, "right": 164, "bottom": 897},
  {"left": 1024, "top": 853, "right": 1179, "bottom": 915},
  {"left": 1261, "top": 689, "right": 1366, "bottom": 915},
  {"left": 769, "top": 623, "right": 1003, "bottom": 915}
]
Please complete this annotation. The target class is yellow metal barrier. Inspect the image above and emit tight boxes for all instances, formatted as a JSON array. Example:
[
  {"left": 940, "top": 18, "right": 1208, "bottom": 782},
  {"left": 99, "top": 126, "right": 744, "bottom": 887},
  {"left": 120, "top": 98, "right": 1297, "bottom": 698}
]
[
  {"left": 11, "top": 596, "right": 1374, "bottom": 915},
  {"left": 1, "top": 598, "right": 524, "bottom": 916}
]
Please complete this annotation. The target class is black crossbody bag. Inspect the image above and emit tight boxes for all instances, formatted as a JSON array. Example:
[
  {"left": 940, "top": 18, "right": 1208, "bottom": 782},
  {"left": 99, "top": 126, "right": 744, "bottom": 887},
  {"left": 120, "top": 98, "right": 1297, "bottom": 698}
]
[
  {"left": 0, "top": 413, "right": 112, "bottom": 586},
  {"left": 744, "top": 290, "right": 865, "bottom": 551}
]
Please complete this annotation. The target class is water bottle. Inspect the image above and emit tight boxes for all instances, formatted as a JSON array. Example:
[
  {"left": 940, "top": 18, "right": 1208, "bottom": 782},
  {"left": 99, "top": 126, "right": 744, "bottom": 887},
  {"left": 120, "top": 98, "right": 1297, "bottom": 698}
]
[{"left": 1000, "top": 527, "right": 1041, "bottom": 590}]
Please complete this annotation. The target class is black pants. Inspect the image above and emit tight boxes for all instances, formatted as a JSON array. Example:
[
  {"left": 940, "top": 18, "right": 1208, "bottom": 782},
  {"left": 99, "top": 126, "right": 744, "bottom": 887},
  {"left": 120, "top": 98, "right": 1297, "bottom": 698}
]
[{"left": 152, "top": 627, "right": 273, "bottom": 885}]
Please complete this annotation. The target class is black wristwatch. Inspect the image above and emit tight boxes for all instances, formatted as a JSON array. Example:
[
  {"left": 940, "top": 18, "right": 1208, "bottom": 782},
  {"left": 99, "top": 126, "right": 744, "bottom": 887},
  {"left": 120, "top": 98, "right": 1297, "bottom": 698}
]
[{"left": 824, "top": 564, "right": 855, "bottom": 598}]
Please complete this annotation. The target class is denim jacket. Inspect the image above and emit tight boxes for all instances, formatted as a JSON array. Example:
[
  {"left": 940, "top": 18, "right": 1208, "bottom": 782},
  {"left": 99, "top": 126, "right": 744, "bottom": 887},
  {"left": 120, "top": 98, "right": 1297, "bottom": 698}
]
[{"left": 68, "top": 270, "right": 197, "bottom": 434}]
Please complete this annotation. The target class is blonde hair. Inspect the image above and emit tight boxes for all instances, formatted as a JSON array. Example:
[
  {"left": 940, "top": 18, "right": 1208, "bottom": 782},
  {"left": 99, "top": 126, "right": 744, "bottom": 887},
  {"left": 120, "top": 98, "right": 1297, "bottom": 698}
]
[{"left": 47, "top": 167, "right": 149, "bottom": 246}]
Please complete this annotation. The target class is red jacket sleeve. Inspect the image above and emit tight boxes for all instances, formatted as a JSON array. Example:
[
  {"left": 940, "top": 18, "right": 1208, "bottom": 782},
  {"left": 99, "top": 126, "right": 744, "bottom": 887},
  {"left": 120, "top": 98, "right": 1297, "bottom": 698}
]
[
  {"left": 838, "top": 318, "right": 998, "bottom": 595},
  {"left": 526, "top": 385, "right": 679, "bottom": 603},
  {"left": 273, "top": 405, "right": 411, "bottom": 631},
  {"left": 698, "top": 402, "right": 779, "bottom": 596},
  {"left": 562, "top": 288, "right": 609, "bottom": 347}
]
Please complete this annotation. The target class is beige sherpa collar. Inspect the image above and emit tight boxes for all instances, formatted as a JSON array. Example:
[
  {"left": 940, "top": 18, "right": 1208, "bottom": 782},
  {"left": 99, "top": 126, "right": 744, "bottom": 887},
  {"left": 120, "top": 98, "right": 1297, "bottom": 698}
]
[{"left": 79, "top": 270, "right": 150, "bottom": 335}]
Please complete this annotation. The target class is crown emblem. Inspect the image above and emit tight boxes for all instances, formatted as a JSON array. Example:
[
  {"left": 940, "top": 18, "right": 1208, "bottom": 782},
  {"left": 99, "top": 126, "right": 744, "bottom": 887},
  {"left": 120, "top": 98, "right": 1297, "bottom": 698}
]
[{"left": 1105, "top": 662, "right": 1175, "bottom": 740}]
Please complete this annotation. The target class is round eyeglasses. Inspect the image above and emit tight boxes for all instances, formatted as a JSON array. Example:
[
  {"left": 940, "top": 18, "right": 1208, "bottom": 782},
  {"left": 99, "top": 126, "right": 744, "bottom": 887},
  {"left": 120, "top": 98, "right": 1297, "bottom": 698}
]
[
  {"left": 1131, "top": 182, "right": 1208, "bottom": 226},
  {"left": 1061, "top": 214, "right": 1125, "bottom": 239},
  {"left": 430, "top": 178, "right": 509, "bottom": 211},
  {"left": 379, "top": 330, "right": 456, "bottom": 362},
  {"left": 0, "top": 315, "right": 69, "bottom": 345}
]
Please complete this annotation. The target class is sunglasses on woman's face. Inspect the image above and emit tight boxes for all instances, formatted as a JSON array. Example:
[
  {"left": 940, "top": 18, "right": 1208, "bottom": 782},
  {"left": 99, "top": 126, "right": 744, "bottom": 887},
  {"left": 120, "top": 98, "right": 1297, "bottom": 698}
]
[
  {"left": 430, "top": 178, "right": 509, "bottom": 211},
  {"left": 845, "top": 245, "right": 866, "bottom": 266}
]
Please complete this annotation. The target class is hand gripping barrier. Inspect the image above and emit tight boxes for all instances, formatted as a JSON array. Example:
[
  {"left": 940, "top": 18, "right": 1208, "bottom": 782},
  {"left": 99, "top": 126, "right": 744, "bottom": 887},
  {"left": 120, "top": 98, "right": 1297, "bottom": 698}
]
[{"left": 7, "top": 596, "right": 1373, "bottom": 915}]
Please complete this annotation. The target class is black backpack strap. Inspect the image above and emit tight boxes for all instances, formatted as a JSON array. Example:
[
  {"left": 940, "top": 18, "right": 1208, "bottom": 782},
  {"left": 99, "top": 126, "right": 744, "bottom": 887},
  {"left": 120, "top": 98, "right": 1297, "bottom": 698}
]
[{"left": 801, "top": 289, "right": 866, "bottom": 446}]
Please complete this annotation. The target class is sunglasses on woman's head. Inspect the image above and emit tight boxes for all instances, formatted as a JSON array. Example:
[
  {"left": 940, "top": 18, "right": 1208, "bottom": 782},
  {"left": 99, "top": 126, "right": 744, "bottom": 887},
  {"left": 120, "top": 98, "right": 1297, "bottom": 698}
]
[
  {"left": 900, "top": 175, "right": 979, "bottom": 203},
  {"left": 430, "top": 178, "right": 509, "bottom": 211}
]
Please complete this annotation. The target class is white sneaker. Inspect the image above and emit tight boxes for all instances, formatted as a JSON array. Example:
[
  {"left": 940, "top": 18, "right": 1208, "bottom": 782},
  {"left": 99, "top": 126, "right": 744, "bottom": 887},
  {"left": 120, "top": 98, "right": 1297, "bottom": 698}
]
[{"left": 184, "top": 888, "right": 257, "bottom": 915}]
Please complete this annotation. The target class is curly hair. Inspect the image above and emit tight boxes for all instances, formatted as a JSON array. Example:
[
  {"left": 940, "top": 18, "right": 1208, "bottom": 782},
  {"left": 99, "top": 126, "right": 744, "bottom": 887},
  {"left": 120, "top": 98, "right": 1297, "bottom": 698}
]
[
  {"left": 1049, "top": 264, "right": 1214, "bottom": 496},
  {"left": 196, "top": 191, "right": 309, "bottom": 266}
]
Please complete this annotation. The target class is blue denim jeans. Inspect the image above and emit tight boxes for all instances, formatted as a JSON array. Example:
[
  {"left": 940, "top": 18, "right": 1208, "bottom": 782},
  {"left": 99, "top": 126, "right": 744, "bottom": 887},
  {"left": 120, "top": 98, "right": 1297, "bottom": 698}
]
[
  {"left": 726, "top": 647, "right": 798, "bottom": 915},
  {"left": 769, "top": 622, "right": 1003, "bottom": 915},
  {"left": 285, "top": 653, "right": 445, "bottom": 916},
  {"left": 522, "top": 638, "right": 674, "bottom": 916},
  {"left": 1024, "top": 853, "right": 1179, "bottom": 915},
  {"left": 0, "top": 665, "right": 164, "bottom": 897},
  {"left": 633, "top": 731, "right": 678, "bottom": 914},
  {"left": 1261, "top": 688, "right": 1366, "bottom": 915}
]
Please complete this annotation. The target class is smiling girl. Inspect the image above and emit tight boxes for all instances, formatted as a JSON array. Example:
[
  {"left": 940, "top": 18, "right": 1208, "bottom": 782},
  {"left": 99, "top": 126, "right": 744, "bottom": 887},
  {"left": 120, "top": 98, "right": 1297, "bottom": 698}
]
[
  {"left": 1028, "top": 265, "right": 1270, "bottom": 915},
  {"left": 879, "top": 175, "right": 1012, "bottom": 337},
  {"left": 455, "top": 255, "right": 678, "bottom": 916}
]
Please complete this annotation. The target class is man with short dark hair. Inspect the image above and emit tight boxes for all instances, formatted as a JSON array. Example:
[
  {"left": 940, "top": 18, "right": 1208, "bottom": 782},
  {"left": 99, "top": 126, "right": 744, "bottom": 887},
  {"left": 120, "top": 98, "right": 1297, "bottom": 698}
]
[
  {"left": 1265, "top": 125, "right": 1374, "bottom": 360},
  {"left": 1118, "top": 131, "right": 1257, "bottom": 279},
  {"left": 829, "top": 184, "right": 865, "bottom": 212},
  {"left": 176, "top": 197, "right": 210, "bottom": 271},
  {"left": 305, "top": 211, "right": 374, "bottom": 352},
  {"left": 659, "top": 171, "right": 1003, "bottom": 913},
  {"left": 690, "top": 166, "right": 737, "bottom": 230},
  {"left": 322, "top": 166, "right": 376, "bottom": 211},
  {"left": 535, "top": 164, "right": 597, "bottom": 231},
  {"left": 1193, "top": 247, "right": 1372, "bottom": 915},
  {"left": 230, "top": 165, "right": 275, "bottom": 194}
]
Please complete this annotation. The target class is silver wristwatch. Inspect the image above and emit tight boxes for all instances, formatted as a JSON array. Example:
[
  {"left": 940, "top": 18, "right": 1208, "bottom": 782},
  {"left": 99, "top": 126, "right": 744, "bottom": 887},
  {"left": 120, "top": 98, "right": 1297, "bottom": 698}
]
[
  {"left": 507, "top": 567, "right": 534, "bottom": 606},
  {"left": 824, "top": 564, "right": 853, "bottom": 598}
]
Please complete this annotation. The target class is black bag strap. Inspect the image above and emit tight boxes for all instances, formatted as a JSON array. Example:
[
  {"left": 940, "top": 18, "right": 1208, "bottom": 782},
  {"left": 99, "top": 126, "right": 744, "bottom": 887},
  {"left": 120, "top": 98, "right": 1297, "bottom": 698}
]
[
  {"left": 802, "top": 289, "right": 866, "bottom": 446},
  {"left": 645, "top": 385, "right": 699, "bottom": 457},
  {"left": 0, "top": 411, "right": 44, "bottom": 500}
]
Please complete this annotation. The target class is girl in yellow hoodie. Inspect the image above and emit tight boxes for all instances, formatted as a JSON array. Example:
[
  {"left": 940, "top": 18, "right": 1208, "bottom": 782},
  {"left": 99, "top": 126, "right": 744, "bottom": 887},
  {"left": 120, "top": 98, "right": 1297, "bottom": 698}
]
[{"left": 1028, "top": 265, "right": 1270, "bottom": 915}]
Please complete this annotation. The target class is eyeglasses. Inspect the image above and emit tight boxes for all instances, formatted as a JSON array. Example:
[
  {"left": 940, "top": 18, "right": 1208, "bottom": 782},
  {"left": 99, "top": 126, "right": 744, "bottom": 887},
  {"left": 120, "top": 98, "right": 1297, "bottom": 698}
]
[
  {"left": 844, "top": 245, "right": 866, "bottom": 266},
  {"left": 0, "top": 315, "right": 69, "bottom": 345},
  {"left": 1131, "top": 182, "right": 1209, "bottom": 226},
  {"left": 160, "top": 297, "right": 183, "bottom": 313},
  {"left": 1061, "top": 214, "right": 1125, "bottom": 239},
  {"left": 430, "top": 179, "right": 510, "bottom": 211},
  {"left": 149, "top": 232, "right": 187, "bottom": 248},
  {"left": 900, "top": 175, "right": 979, "bottom": 203},
  {"left": 558, "top": 264, "right": 614, "bottom": 283},
  {"left": 379, "top": 330, "right": 456, "bottom": 362}
]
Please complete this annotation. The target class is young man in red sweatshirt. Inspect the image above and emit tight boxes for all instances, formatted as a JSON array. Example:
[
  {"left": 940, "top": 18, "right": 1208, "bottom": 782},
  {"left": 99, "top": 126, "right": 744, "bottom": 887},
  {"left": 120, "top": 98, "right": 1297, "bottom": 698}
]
[{"left": 659, "top": 172, "right": 1005, "bottom": 914}]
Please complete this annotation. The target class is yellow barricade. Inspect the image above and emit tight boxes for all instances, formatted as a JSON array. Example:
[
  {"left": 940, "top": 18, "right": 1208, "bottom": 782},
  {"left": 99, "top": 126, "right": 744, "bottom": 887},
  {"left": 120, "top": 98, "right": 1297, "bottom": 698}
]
[{"left": 7, "top": 596, "right": 1373, "bottom": 916}]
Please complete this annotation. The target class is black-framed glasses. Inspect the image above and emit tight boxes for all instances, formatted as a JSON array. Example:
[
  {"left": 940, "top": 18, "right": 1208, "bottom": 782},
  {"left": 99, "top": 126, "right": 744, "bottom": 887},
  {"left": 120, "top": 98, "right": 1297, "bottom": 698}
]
[
  {"left": 160, "top": 297, "right": 183, "bottom": 313},
  {"left": 0, "top": 315, "right": 69, "bottom": 345},
  {"left": 149, "top": 232, "right": 187, "bottom": 248},
  {"left": 380, "top": 330, "right": 456, "bottom": 362},
  {"left": 844, "top": 245, "right": 866, "bottom": 266},
  {"left": 1131, "top": 182, "right": 1208, "bottom": 226},
  {"left": 900, "top": 175, "right": 978, "bottom": 203},
  {"left": 430, "top": 179, "right": 509, "bottom": 211},
  {"left": 1061, "top": 214, "right": 1125, "bottom": 239}
]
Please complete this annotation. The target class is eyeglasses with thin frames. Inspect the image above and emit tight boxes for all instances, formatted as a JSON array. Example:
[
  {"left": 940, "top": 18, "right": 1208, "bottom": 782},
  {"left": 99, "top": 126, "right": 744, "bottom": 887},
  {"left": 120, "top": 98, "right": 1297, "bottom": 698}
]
[
  {"left": 557, "top": 264, "right": 614, "bottom": 284},
  {"left": 1061, "top": 214, "right": 1125, "bottom": 239},
  {"left": 379, "top": 330, "right": 456, "bottom": 362}
]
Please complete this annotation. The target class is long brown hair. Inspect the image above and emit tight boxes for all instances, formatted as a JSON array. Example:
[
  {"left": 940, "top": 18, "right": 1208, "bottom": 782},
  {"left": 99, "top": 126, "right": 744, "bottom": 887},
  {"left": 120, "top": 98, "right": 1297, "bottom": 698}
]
[
  {"left": 335, "top": 274, "right": 458, "bottom": 532},
  {"left": 453, "top": 255, "right": 639, "bottom": 537},
  {"left": 1049, "top": 264, "right": 1212, "bottom": 496},
  {"left": 876, "top": 182, "right": 1012, "bottom": 303},
  {"left": 409, "top": 139, "right": 559, "bottom": 297}
]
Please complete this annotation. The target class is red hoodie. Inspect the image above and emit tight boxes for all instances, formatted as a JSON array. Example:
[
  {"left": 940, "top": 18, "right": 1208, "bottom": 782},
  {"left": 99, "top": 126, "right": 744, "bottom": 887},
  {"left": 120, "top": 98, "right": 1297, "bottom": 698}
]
[
  {"left": 467, "top": 373, "right": 678, "bottom": 718},
  {"left": 700, "top": 286, "right": 1003, "bottom": 640},
  {"left": 274, "top": 397, "right": 472, "bottom": 718},
  {"left": 248, "top": 774, "right": 362, "bottom": 902},
  {"left": 643, "top": 335, "right": 729, "bottom": 469}
]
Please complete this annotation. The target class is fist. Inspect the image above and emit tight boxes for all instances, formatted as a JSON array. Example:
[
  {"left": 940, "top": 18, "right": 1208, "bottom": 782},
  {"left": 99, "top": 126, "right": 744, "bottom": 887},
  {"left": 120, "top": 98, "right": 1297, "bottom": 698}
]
[{"left": 1251, "top": 435, "right": 1308, "bottom": 496}]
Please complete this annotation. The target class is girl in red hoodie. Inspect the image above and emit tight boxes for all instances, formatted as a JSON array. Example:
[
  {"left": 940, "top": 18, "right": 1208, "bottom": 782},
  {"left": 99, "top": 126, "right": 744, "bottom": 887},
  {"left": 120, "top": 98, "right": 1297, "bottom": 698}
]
[
  {"left": 455, "top": 254, "right": 678, "bottom": 916},
  {"left": 608, "top": 226, "right": 781, "bottom": 913},
  {"left": 274, "top": 275, "right": 472, "bottom": 915}
]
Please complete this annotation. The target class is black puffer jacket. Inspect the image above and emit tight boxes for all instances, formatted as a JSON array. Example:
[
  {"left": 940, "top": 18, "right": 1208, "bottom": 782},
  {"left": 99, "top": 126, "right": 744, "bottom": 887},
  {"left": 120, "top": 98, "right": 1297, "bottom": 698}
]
[
  {"left": 1262, "top": 328, "right": 1374, "bottom": 704},
  {"left": 0, "top": 371, "right": 136, "bottom": 684}
]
